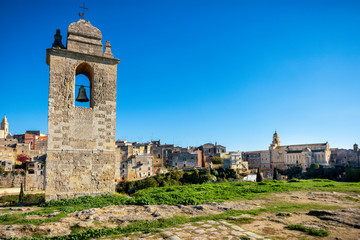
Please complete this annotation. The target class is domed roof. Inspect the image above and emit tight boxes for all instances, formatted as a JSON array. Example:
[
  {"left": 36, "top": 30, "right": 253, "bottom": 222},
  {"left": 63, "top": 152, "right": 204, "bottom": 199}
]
[{"left": 68, "top": 19, "right": 102, "bottom": 40}]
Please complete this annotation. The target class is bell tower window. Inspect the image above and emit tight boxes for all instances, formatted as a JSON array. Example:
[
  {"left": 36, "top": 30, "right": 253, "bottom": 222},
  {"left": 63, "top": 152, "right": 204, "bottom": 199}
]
[{"left": 74, "top": 62, "right": 93, "bottom": 108}]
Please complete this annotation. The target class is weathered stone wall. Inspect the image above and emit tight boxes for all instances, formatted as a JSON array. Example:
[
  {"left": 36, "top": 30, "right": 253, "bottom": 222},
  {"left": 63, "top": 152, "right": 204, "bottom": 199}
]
[
  {"left": 25, "top": 173, "right": 44, "bottom": 191},
  {"left": 0, "top": 173, "right": 24, "bottom": 188},
  {"left": 45, "top": 151, "right": 115, "bottom": 199},
  {"left": 45, "top": 20, "right": 120, "bottom": 201}
]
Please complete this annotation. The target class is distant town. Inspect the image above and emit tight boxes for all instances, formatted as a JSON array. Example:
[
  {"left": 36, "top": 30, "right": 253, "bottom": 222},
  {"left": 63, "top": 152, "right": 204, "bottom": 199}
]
[{"left": 1, "top": 115, "right": 359, "bottom": 191}]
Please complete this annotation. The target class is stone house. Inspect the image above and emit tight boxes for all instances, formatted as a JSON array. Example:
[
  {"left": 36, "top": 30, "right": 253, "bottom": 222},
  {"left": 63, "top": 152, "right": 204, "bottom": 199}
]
[
  {"left": 170, "top": 149, "right": 202, "bottom": 169},
  {"left": 24, "top": 160, "right": 45, "bottom": 191},
  {"left": 120, "top": 154, "right": 154, "bottom": 181},
  {"left": 149, "top": 140, "right": 174, "bottom": 167},
  {"left": 330, "top": 144, "right": 360, "bottom": 167},
  {"left": 13, "top": 131, "right": 47, "bottom": 151},
  {"left": 243, "top": 151, "right": 262, "bottom": 169},
  {"left": 193, "top": 142, "right": 226, "bottom": 167},
  {"left": 223, "top": 151, "right": 248, "bottom": 172}
]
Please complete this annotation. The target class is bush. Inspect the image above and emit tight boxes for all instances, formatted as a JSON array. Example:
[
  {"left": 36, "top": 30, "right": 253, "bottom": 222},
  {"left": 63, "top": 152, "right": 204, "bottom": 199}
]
[
  {"left": 345, "top": 168, "right": 360, "bottom": 182},
  {"left": 310, "top": 163, "right": 320, "bottom": 169},
  {"left": 0, "top": 193, "right": 44, "bottom": 205},
  {"left": 211, "top": 157, "right": 224, "bottom": 164},
  {"left": 287, "top": 178, "right": 300, "bottom": 182}
]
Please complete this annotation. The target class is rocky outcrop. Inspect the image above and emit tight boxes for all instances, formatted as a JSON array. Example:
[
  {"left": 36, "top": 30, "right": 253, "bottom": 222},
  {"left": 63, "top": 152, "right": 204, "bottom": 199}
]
[{"left": 308, "top": 208, "right": 360, "bottom": 229}]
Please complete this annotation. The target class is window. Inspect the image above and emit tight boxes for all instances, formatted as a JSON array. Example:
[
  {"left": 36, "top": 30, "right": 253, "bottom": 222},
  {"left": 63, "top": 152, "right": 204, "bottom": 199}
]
[
  {"left": 28, "top": 169, "right": 35, "bottom": 174},
  {"left": 74, "top": 62, "right": 93, "bottom": 108}
]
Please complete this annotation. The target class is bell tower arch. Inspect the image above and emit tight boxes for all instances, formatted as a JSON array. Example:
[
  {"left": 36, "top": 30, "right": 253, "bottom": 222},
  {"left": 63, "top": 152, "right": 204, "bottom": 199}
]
[{"left": 45, "top": 19, "right": 120, "bottom": 201}]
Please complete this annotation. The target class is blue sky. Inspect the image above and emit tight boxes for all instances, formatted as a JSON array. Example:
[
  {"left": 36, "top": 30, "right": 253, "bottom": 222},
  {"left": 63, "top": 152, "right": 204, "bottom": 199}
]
[{"left": 0, "top": 0, "right": 359, "bottom": 151}]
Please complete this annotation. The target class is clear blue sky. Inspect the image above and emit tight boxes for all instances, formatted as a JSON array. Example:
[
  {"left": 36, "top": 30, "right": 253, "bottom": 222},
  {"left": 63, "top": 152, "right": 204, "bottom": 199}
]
[{"left": 0, "top": 0, "right": 359, "bottom": 151}]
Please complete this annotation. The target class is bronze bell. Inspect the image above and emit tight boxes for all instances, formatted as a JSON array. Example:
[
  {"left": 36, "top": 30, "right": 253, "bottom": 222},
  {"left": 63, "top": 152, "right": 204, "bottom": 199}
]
[{"left": 76, "top": 85, "right": 89, "bottom": 102}]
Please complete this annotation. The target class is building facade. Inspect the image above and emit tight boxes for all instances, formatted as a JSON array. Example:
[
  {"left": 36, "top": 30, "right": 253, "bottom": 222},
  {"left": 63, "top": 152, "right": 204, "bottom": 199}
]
[
  {"left": 120, "top": 154, "right": 154, "bottom": 181},
  {"left": 244, "top": 132, "right": 330, "bottom": 170}
]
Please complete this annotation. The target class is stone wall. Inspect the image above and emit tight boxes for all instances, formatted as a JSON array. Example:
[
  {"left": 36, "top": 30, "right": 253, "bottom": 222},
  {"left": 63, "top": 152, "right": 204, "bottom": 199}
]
[{"left": 0, "top": 173, "right": 24, "bottom": 188}]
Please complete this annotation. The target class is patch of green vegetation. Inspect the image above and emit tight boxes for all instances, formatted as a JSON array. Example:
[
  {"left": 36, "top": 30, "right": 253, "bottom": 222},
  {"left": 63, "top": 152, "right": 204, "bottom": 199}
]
[
  {"left": 70, "top": 223, "right": 89, "bottom": 233},
  {"left": 0, "top": 193, "right": 44, "bottom": 205},
  {"left": 345, "top": 196, "right": 359, "bottom": 202},
  {"left": 8, "top": 203, "right": 336, "bottom": 240},
  {"left": 4, "top": 201, "right": 341, "bottom": 239},
  {"left": 1, "top": 180, "right": 358, "bottom": 226},
  {"left": 211, "top": 157, "right": 224, "bottom": 164},
  {"left": 116, "top": 168, "right": 239, "bottom": 194},
  {"left": 263, "top": 202, "right": 341, "bottom": 213},
  {"left": 227, "top": 217, "right": 254, "bottom": 224},
  {"left": 0, "top": 208, "right": 11, "bottom": 212},
  {"left": 0, "top": 210, "right": 67, "bottom": 226},
  {"left": 93, "top": 221, "right": 102, "bottom": 226},
  {"left": 239, "top": 236, "right": 251, "bottom": 240},
  {"left": 286, "top": 224, "right": 330, "bottom": 237}
]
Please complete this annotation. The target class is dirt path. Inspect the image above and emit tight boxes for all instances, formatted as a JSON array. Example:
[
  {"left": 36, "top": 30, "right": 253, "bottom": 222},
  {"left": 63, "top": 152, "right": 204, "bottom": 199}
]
[{"left": 0, "top": 188, "right": 20, "bottom": 196}]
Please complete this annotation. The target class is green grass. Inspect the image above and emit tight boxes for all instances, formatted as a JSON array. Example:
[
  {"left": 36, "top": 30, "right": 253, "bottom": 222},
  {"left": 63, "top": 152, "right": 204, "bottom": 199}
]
[
  {"left": 0, "top": 193, "right": 44, "bottom": 205},
  {"left": 0, "top": 180, "right": 358, "bottom": 227},
  {"left": 345, "top": 196, "right": 359, "bottom": 202},
  {"left": 239, "top": 237, "right": 251, "bottom": 240},
  {"left": 286, "top": 224, "right": 330, "bottom": 237},
  {"left": 7, "top": 202, "right": 338, "bottom": 240}
]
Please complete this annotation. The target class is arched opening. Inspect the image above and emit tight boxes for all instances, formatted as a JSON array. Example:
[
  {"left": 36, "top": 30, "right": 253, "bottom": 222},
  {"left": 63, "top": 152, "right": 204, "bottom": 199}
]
[{"left": 74, "top": 62, "right": 93, "bottom": 108}]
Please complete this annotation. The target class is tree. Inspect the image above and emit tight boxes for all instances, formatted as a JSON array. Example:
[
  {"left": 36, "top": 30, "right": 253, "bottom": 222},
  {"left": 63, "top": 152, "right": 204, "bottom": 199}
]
[
  {"left": 310, "top": 163, "right": 320, "bottom": 169},
  {"left": 211, "top": 157, "right": 224, "bottom": 164},
  {"left": 17, "top": 154, "right": 29, "bottom": 164},
  {"left": 273, "top": 168, "right": 278, "bottom": 180},
  {"left": 19, "top": 183, "right": 25, "bottom": 203},
  {"left": 256, "top": 168, "right": 263, "bottom": 182}
]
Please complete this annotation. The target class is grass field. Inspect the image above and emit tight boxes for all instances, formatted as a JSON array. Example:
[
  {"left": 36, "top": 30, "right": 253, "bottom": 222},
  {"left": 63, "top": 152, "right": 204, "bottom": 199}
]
[{"left": 0, "top": 179, "right": 359, "bottom": 227}]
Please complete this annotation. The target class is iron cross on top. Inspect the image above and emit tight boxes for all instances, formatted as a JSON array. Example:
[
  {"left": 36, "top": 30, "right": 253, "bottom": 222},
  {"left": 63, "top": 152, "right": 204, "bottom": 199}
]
[{"left": 79, "top": 3, "right": 88, "bottom": 19}]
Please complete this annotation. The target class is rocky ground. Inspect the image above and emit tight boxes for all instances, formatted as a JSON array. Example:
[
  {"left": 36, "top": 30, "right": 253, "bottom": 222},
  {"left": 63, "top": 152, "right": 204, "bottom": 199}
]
[{"left": 0, "top": 191, "right": 359, "bottom": 239}]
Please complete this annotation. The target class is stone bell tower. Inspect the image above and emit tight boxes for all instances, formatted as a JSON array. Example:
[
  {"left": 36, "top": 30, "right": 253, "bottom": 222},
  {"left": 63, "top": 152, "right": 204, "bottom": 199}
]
[{"left": 45, "top": 19, "right": 120, "bottom": 201}]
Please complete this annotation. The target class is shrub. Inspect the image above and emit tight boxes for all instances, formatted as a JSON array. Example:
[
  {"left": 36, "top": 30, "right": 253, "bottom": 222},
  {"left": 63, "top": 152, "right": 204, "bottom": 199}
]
[
  {"left": 287, "top": 178, "right": 300, "bottom": 182},
  {"left": 310, "top": 163, "right": 320, "bottom": 169},
  {"left": 345, "top": 168, "right": 360, "bottom": 182},
  {"left": 211, "top": 157, "right": 224, "bottom": 164}
]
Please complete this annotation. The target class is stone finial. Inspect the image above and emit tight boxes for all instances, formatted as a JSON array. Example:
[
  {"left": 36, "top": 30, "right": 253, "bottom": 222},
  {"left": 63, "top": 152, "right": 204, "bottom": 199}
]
[
  {"left": 52, "top": 29, "right": 66, "bottom": 49},
  {"left": 103, "top": 40, "right": 114, "bottom": 58}
]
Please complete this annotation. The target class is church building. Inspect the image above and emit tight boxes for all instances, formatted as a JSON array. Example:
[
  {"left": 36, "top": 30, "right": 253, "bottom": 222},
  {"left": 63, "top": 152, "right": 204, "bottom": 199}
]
[{"left": 244, "top": 131, "right": 331, "bottom": 170}]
